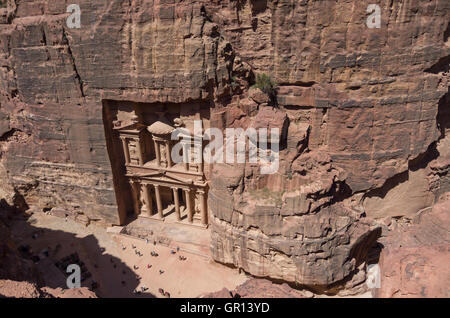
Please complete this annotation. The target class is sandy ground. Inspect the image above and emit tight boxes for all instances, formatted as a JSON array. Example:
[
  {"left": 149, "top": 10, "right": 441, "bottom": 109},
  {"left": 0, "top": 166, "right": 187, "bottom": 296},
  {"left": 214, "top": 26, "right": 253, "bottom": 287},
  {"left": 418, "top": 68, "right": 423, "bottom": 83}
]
[
  {"left": 9, "top": 212, "right": 372, "bottom": 298},
  {"left": 10, "top": 212, "right": 248, "bottom": 298}
]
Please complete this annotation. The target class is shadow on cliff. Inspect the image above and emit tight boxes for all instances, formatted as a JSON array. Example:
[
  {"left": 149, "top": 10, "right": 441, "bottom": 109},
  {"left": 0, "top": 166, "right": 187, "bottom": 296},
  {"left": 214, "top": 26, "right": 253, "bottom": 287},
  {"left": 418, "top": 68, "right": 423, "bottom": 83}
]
[
  {"left": 426, "top": 48, "right": 450, "bottom": 139},
  {"left": 437, "top": 88, "right": 450, "bottom": 139},
  {"left": 0, "top": 199, "right": 155, "bottom": 298},
  {"left": 364, "top": 57, "right": 449, "bottom": 202}
]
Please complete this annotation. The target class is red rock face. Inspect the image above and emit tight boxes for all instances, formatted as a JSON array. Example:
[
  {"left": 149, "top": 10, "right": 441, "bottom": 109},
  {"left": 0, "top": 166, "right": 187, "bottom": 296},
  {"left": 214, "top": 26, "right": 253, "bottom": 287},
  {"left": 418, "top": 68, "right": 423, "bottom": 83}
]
[
  {"left": 0, "top": 280, "right": 97, "bottom": 298},
  {"left": 204, "top": 278, "right": 310, "bottom": 298},
  {"left": 0, "top": 0, "right": 449, "bottom": 289},
  {"left": 376, "top": 195, "right": 450, "bottom": 298}
]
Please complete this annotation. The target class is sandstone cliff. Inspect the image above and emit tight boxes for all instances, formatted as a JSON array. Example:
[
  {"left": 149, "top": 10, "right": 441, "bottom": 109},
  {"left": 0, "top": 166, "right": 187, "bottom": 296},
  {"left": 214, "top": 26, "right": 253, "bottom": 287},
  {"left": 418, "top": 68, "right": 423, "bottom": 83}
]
[
  {"left": 0, "top": 0, "right": 449, "bottom": 291},
  {"left": 376, "top": 192, "right": 450, "bottom": 298}
]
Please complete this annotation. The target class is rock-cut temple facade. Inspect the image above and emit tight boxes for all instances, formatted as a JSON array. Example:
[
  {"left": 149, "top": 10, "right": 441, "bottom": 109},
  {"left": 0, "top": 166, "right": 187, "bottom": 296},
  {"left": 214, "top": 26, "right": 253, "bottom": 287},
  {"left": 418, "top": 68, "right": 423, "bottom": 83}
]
[{"left": 113, "top": 108, "right": 208, "bottom": 227}]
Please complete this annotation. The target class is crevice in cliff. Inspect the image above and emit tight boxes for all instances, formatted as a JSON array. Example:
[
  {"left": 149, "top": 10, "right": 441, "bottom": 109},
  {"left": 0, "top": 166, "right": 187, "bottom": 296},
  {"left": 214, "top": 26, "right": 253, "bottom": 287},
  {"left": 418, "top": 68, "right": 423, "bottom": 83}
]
[
  {"left": 200, "top": 5, "right": 213, "bottom": 23},
  {"left": 304, "top": 178, "right": 354, "bottom": 215},
  {"left": 61, "top": 30, "right": 85, "bottom": 98},
  {"left": 443, "top": 21, "right": 450, "bottom": 43},
  {"left": 348, "top": 227, "right": 382, "bottom": 268},
  {"left": 424, "top": 54, "right": 450, "bottom": 74},
  {"left": 278, "top": 81, "right": 316, "bottom": 87},
  {"left": 0, "top": 128, "right": 21, "bottom": 141},
  {"left": 3, "top": 27, "right": 19, "bottom": 99},
  {"left": 436, "top": 89, "right": 449, "bottom": 139},
  {"left": 232, "top": 0, "right": 247, "bottom": 25},
  {"left": 41, "top": 28, "right": 47, "bottom": 46},
  {"left": 409, "top": 141, "right": 440, "bottom": 171},
  {"left": 126, "top": 0, "right": 136, "bottom": 73},
  {"left": 331, "top": 180, "right": 353, "bottom": 204},
  {"left": 5, "top": 0, "right": 17, "bottom": 24},
  {"left": 364, "top": 171, "right": 409, "bottom": 201}
]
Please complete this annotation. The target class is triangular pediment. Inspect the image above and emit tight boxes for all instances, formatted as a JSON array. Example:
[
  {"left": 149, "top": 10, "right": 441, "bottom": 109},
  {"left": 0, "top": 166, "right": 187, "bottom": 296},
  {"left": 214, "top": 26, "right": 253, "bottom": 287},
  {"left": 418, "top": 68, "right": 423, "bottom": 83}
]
[
  {"left": 134, "top": 171, "right": 194, "bottom": 185},
  {"left": 114, "top": 122, "right": 146, "bottom": 133},
  {"left": 164, "top": 172, "right": 194, "bottom": 184}
]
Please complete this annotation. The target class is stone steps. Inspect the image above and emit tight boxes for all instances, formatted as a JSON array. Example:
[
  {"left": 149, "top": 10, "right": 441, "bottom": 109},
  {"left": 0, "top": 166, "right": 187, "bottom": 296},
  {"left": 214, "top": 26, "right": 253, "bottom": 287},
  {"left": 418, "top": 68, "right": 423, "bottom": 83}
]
[{"left": 119, "top": 216, "right": 211, "bottom": 259}]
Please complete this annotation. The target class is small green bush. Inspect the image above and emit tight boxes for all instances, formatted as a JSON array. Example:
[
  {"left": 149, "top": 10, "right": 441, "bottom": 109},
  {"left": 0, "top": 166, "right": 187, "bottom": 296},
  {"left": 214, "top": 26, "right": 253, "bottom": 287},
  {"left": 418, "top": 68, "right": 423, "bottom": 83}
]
[
  {"left": 252, "top": 73, "right": 278, "bottom": 96},
  {"left": 251, "top": 73, "right": 278, "bottom": 105}
]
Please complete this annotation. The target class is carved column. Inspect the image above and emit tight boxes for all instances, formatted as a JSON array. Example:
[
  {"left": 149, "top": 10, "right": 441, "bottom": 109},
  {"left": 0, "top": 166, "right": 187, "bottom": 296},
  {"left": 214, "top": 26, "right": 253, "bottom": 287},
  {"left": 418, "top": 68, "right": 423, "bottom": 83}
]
[
  {"left": 172, "top": 188, "right": 181, "bottom": 221},
  {"left": 154, "top": 184, "right": 163, "bottom": 218},
  {"left": 197, "top": 189, "right": 207, "bottom": 225},
  {"left": 129, "top": 180, "right": 140, "bottom": 216},
  {"left": 185, "top": 189, "right": 193, "bottom": 223},
  {"left": 166, "top": 141, "right": 172, "bottom": 168},
  {"left": 136, "top": 138, "right": 144, "bottom": 166},
  {"left": 154, "top": 140, "right": 161, "bottom": 166},
  {"left": 121, "top": 138, "right": 131, "bottom": 165},
  {"left": 143, "top": 184, "right": 152, "bottom": 217}
]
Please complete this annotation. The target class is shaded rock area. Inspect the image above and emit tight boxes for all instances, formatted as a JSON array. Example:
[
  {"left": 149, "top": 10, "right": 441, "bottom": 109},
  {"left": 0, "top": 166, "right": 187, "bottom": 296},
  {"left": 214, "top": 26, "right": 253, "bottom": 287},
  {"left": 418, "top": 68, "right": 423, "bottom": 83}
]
[
  {"left": 0, "top": 200, "right": 248, "bottom": 298},
  {"left": 0, "top": 0, "right": 448, "bottom": 294},
  {"left": 0, "top": 201, "right": 101, "bottom": 298},
  {"left": 376, "top": 193, "right": 450, "bottom": 298},
  {"left": 0, "top": 201, "right": 40, "bottom": 283}
]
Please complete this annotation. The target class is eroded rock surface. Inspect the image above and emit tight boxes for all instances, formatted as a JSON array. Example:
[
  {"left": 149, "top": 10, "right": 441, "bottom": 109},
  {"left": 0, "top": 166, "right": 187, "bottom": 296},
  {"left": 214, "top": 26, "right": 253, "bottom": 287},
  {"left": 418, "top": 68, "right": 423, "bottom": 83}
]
[
  {"left": 376, "top": 193, "right": 450, "bottom": 298},
  {"left": 0, "top": 0, "right": 448, "bottom": 290},
  {"left": 0, "top": 280, "right": 96, "bottom": 298},
  {"left": 204, "top": 278, "right": 309, "bottom": 298}
]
